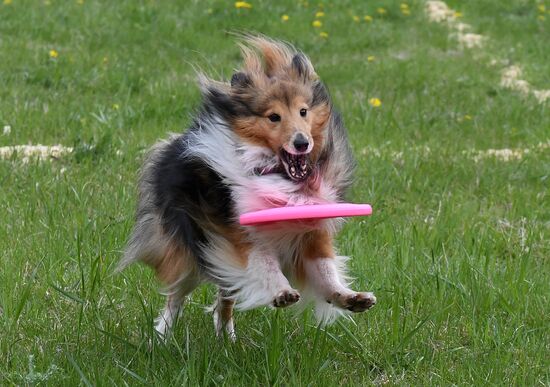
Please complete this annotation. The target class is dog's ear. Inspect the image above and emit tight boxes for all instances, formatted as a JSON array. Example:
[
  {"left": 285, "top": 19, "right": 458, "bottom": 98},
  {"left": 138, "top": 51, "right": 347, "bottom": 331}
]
[
  {"left": 291, "top": 53, "right": 313, "bottom": 81},
  {"left": 231, "top": 72, "right": 252, "bottom": 88},
  {"left": 312, "top": 80, "right": 330, "bottom": 106}
]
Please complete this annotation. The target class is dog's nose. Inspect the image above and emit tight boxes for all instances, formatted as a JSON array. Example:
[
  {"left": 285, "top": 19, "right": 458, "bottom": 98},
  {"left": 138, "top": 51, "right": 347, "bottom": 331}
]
[{"left": 293, "top": 134, "right": 309, "bottom": 153}]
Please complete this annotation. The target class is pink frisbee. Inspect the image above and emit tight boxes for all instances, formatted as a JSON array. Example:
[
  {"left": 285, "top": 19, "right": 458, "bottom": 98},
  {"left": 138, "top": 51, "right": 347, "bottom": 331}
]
[{"left": 239, "top": 203, "right": 372, "bottom": 226}]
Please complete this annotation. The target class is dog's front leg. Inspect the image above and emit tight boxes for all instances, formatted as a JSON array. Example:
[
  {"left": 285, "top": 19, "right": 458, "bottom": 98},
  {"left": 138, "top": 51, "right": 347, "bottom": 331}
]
[
  {"left": 301, "top": 230, "right": 376, "bottom": 314},
  {"left": 236, "top": 246, "right": 300, "bottom": 310}
]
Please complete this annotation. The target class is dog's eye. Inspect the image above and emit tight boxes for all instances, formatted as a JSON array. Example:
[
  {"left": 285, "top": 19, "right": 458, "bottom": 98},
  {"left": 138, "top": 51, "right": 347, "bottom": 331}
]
[
  {"left": 300, "top": 108, "right": 307, "bottom": 117},
  {"left": 268, "top": 113, "right": 281, "bottom": 122}
]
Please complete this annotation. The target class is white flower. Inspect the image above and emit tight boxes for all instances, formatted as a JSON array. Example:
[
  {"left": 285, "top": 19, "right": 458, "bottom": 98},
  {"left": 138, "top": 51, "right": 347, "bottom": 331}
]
[
  {"left": 3, "top": 125, "right": 11, "bottom": 135},
  {"left": 457, "top": 33, "right": 485, "bottom": 49},
  {"left": 533, "top": 89, "right": 550, "bottom": 104},
  {"left": 425, "top": 1, "right": 454, "bottom": 23},
  {"left": 0, "top": 144, "right": 73, "bottom": 163}
]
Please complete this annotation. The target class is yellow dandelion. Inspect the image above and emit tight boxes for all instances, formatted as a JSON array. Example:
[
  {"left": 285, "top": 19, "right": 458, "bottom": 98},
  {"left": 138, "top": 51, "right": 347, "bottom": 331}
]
[
  {"left": 49, "top": 49, "right": 59, "bottom": 58},
  {"left": 281, "top": 14, "right": 289, "bottom": 21},
  {"left": 377, "top": 7, "right": 387, "bottom": 15},
  {"left": 454, "top": 11, "right": 463, "bottom": 18},
  {"left": 319, "top": 31, "right": 328, "bottom": 38},
  {"left": 364, "top": 15, "right": 373, "bottom": 22},
  {"left": 369, "top": 98, "right": 382, "bottom": 107},
  {"left": 537, "top": 4, "right": 545, "bottom": 12},
  {"left": 367, "top": 55, "right": 376, "bottom": 62},
  {"left": 464, "top": 114, "right": 472, "bottom": 120},
  {"left": 538, "top": 14, "right": 546, "bottom": 20},
  {"left": 312, "top": 20, "right": 322, "bottom": 28},
  {"left": 235, "top": 1, "right": 252, "bottom": 9},
  {"left": 112, "top": 103, "right": 120, "bottom": 110},
  {"left": 400, "top": 3, "right": 409, "bottom": 9},
  {"left": 315, "top": 11, "right": 325, "bottom": 17},
  {"left": 76, "top": 0, "right": 84, "bottom": 4},
  {"left": 3, "top": 0, "right": 13, "bottom": 5},
  {"left": 352, "top": 15, "right": 360, "bottom": 22},
  {"left": 402, "top": 9, "right": 410, "bottom": 15}
]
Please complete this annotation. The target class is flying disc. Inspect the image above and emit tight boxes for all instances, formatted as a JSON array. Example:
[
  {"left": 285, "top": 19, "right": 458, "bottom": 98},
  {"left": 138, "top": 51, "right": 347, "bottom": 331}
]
[{"left": 239, "top": 203, "right": 372, "bottom": 226}]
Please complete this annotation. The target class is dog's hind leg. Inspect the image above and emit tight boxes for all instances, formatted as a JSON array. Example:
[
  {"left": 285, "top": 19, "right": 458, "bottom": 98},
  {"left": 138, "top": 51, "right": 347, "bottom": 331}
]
[
  {"left": 211, "top": 289, "right": 237, "bottom": 341},
  {"left": 149, "top": 241, "right": 200, "bottom": 339},
  {"left": 155, "top": 273, "right": 200, "bottom": 338}
]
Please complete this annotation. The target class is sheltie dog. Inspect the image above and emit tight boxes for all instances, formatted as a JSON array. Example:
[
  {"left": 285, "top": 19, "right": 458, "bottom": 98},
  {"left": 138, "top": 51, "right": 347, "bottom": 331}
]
[{"left": 120, "top": 36, "right": 376, "bottom": 340}]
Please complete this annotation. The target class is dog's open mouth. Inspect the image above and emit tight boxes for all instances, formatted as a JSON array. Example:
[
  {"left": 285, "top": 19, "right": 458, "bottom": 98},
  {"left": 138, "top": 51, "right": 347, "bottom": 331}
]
[{"left": 280, "top": 149, "right": 312, "bottom": 182}]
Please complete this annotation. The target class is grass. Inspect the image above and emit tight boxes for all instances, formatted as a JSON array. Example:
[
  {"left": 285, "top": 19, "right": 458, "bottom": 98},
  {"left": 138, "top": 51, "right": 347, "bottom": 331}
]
[{"left": 1, "top": 0, "right": 549, "bottom": 385}]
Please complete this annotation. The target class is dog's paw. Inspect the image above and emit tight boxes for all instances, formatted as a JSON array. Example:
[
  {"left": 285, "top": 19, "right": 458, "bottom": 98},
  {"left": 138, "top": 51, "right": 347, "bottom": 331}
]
[
  {"left": 331, "top": 291, "right": 376, "bottom": 312},
  {"left": 273, "top": 289, "right": 301, "bottom": 308}
]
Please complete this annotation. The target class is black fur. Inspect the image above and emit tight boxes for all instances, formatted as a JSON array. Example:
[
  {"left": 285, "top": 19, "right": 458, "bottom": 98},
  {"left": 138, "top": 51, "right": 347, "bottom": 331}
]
[
  {"left": 147, "top": 132, "right": 235, "bottom": 266},
  {"left": 202, "top": 86, "right": 255, "bottom": 119},
  {"left": 230, "top": 72, "right": 252, "bottom": 88},
  {"left": 291, "top": 53, "right": 309, "bottom": 80},
  {"left": 311, "top": 81, "right": 330, "bottom": 107}
]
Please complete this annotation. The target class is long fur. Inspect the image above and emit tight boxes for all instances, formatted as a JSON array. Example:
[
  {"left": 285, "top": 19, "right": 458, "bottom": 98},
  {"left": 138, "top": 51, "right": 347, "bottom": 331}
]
[{"left": 121, "top": 36, "right": 374, "bottom": 332}]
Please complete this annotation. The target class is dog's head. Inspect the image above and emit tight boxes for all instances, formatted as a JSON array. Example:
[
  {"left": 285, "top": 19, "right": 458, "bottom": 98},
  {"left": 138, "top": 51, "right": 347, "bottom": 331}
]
[{"left": 201, "top": 36, "right": 332, "bottom": 182}]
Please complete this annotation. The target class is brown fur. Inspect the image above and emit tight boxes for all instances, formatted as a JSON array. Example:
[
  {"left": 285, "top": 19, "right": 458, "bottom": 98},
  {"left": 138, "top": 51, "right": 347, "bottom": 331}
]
[
  {"left": 219, "top": 297, "right": 235, "bottom": 324},
  {"left": 153, "top": 242, "right": 192, "bottom": 285},
  {"left": 228, "top": 37, "right": 330, "bottom": 161},
  {"left": 295, "top": 229, "right": 336, "bottom": 284},
  {"left": 216, "top": 226, "right": 251, "bottom": 268}
]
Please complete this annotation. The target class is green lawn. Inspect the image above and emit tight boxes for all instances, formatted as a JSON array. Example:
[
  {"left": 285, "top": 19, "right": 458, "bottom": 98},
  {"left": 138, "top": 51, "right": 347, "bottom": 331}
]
[{"left": 1, "top": 0, "right": 549, "bottom": 385}]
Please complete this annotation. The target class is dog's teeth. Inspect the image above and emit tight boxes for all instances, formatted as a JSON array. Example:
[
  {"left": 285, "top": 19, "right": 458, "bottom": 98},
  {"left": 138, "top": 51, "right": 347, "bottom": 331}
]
[
  {"left": 301, "top": 163, "right": 307, "bottom": 171},
  {"left": 290, "top": 166, "right": 296, "bottom": 175}
]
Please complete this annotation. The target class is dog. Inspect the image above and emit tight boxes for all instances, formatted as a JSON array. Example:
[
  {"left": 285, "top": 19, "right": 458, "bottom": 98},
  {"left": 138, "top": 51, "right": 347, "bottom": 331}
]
[{"left": 120, "top": 36, "right": 376, "bottom": 340}]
